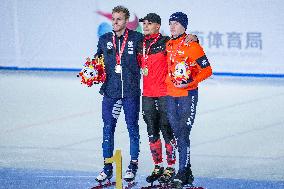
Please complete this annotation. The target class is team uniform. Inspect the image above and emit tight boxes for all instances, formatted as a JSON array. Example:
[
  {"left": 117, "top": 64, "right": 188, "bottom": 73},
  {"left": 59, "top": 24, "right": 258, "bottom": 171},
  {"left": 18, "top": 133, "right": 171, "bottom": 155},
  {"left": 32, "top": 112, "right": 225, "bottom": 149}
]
[
  {"left": 95, "top": 28, "right": 143, "bottom": 183},
  {"left": 166, "top": 33, "right": 212, "bottom": 187},
  {"left": 138, "top": 33, "right": 177, "bottom": 184}
]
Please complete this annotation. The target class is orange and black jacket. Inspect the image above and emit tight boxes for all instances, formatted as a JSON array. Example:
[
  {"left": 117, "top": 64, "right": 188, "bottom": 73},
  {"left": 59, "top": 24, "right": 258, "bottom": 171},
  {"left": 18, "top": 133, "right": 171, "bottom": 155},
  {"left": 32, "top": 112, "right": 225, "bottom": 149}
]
[{"left": 166, "top": 33, "right": 212, "bottom": 97}]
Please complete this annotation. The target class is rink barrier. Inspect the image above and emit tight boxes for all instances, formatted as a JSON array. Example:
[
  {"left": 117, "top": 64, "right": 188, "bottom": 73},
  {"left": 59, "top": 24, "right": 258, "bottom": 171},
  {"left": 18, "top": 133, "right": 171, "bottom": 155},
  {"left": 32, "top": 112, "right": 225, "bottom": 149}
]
[{"left": 1, "top": 66, "right": 284, "bottom": 78}]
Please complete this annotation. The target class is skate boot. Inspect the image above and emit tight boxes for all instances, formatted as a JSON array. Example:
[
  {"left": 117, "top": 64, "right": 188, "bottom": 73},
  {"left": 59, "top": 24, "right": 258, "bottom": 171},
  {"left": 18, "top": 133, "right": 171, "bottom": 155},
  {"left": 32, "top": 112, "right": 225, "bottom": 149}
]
[
  {"left": 95, "top": 164, "right": 113, "bottom": 183},
  {"left": 146, "top": 165, "right": 164, "bottom": 183},
  {"left": 158, "top": 167, "right": 175, "bottom": 184},
  {"left": 124, "top": 160, "right": 138, "bottom": 182},
  {"left": 170, "top": 167, "right": 194, "bottom": 189}
]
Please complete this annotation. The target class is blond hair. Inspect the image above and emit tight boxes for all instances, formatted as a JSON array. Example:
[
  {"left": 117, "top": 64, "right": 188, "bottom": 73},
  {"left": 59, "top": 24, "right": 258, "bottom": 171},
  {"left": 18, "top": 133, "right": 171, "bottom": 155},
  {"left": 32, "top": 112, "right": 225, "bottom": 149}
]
[{"left": 112, "top": 6, "right": 130, "bottom": 20}]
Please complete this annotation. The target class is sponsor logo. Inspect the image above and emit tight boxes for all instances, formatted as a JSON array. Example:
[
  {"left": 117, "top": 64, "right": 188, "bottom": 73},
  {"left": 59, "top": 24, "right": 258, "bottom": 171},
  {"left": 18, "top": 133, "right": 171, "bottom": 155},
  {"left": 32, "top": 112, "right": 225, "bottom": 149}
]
[
  {"left": 202, "top": 59, "right": 208, "bottom": 66},
  {"left": 128, "top": 41, "right": 134, "bottom": 54},
  {"left": 107, "top": 42, "right": 113, "bottom": 49}
]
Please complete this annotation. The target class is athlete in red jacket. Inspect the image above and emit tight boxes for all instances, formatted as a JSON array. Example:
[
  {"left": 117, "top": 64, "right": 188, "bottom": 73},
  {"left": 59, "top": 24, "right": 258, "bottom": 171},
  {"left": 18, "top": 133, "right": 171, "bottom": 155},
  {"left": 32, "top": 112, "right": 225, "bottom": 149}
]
[{"left": 138, "top": 13, "right": 176, "bottom": 184}]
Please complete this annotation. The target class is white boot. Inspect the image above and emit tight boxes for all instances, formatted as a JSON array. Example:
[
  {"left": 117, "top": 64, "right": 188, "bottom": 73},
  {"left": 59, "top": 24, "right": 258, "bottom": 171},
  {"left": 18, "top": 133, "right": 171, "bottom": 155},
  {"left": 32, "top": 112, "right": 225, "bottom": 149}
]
[
  {"left": 95, "top": 171, "right": 112, "bottom": 182},
  {"left": 124, "top": 161, "right": 138, "bottom": 182},
  {"left": 124, "top": 170, "right": 136, "bottom": 182}
]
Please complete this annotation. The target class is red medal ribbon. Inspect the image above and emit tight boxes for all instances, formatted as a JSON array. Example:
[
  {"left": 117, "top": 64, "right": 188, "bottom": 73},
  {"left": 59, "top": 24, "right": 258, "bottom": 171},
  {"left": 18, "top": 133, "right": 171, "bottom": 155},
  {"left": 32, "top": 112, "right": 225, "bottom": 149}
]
[
  {"left": 169, "top": 34, "right": 186, "bottom": 65},
  {"left": 168, "top": 34, "right": 186, "bottom": 78},
  {"left": 142, "top": 33, "right": 161, "bottom": 68},
  {"left": 112, "top": 29, "right": 129, "bottom": 66}
]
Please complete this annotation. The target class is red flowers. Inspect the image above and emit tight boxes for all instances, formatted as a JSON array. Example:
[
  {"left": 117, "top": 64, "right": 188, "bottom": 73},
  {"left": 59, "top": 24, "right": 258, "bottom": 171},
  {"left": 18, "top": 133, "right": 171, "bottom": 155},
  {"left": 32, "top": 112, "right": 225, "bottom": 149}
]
[{"left": 78, "top": 56, "right": 106, "bottom": 87}]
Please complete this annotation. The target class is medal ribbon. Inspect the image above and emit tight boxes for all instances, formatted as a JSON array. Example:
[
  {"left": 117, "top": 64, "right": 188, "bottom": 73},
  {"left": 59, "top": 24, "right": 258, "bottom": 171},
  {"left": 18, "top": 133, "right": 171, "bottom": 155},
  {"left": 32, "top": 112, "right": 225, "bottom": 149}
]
[
  {"left": 168, "top": 34, "right": 186, "bottom": 79},
  {"left": 169, "top": 35, "right": 186, "bottom": 65},
  {"left": 112, "top": 29, "right": 129, "bottom": 66},
  {"left": 142, "top": 33, "right": 161, "bottom": 68}
]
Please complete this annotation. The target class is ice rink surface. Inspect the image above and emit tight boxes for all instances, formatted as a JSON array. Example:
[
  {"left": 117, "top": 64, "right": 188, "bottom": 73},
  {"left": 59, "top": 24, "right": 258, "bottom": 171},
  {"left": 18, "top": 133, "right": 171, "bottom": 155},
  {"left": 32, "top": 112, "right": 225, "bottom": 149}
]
[{"left": 0, "top": 70, "right": 284, "bottom": 189}]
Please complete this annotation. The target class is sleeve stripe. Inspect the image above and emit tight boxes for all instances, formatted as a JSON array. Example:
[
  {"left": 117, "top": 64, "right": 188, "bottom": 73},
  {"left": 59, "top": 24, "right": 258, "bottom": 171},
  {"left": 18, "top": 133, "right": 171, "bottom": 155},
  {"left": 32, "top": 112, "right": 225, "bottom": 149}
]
[{"left": 196, "top": 55, "right": 210, "bottom": 68}]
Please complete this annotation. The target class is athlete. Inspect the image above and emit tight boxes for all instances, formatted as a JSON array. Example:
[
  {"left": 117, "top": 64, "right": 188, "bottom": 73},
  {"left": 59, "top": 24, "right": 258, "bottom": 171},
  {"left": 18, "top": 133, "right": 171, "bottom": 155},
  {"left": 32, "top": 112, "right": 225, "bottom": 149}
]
[
  {"left": 94, "top": 5, "right": 143, "bottom": 183},
  {"left": 138, "top": 13, "right": 176, "bottom": 184},
  {"left": 165, "top": 12, "right": 212, "bottom": 188}
]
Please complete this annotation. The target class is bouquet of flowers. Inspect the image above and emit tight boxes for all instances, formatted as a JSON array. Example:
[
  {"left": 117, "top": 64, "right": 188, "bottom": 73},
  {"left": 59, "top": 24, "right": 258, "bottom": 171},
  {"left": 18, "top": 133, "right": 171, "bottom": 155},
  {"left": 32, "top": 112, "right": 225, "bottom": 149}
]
[{"left": 77, "top": 55, "right": 106, "bottom": 87}]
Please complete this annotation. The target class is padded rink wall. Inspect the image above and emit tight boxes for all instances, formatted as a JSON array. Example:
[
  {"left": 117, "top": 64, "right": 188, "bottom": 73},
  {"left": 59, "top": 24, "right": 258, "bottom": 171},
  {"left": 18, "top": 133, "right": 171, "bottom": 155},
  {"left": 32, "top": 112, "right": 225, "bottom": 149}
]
[{"left": 0, "top": 0, "right": 284, "bottom": 77}]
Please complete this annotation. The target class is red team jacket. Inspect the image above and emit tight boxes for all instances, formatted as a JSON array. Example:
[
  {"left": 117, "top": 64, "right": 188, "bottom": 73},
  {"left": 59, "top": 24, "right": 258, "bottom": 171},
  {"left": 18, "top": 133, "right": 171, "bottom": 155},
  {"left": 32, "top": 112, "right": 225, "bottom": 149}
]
[{"left": 138, "top": 34, "right": 170, "bottom": 97}]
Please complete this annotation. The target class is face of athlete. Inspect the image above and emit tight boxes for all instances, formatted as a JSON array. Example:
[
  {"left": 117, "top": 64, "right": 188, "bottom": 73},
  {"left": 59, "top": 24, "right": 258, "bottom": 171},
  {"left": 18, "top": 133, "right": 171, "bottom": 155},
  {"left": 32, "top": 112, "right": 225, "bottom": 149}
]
[
  {"left": 169, "top": 20, "right": 185, "bottom": 38},
  {"left": 112, "top": 11, "right": 128, "bottom": 33},
  {"left": 142, "top": 20, "right": 160, "bottom": 35}
]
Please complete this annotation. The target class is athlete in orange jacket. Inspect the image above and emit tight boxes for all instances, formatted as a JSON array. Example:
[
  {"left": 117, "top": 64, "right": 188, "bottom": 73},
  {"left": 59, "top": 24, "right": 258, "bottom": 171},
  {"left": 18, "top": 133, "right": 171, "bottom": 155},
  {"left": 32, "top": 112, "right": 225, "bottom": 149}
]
[
  {"left": 165, "top": 12, "right": 212, "bottom": 188},
  {"left": 166, "top": 34, "right": 212, "bottom": 97}
]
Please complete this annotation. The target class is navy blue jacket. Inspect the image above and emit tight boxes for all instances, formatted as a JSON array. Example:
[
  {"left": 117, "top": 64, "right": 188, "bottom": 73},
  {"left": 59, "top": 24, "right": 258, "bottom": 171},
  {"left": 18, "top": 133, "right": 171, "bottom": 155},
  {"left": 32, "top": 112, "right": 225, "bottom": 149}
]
[{"left": 95, "top": 29, "right": 143, "bottom": 98}]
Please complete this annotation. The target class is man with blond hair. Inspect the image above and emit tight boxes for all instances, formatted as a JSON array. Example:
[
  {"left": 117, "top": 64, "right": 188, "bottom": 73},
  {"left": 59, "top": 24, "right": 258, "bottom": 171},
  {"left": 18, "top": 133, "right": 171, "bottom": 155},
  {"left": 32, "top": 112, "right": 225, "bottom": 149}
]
[{"left": 94, "top": 5, "right": 143, "bottom": 183}]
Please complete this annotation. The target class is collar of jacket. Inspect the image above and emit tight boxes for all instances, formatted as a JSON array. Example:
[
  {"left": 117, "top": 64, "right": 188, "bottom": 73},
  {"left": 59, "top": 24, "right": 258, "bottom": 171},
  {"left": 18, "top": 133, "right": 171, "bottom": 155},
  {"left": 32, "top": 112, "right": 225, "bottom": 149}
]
[
  {"left": 144, "top": 33, "right": 160, "bottom": 40},
  {"left": 113, "top": 28, "right": 129, "bottom": 39},
  {"left": 171, "top": 33, "right": 186, "bottom": 40}
]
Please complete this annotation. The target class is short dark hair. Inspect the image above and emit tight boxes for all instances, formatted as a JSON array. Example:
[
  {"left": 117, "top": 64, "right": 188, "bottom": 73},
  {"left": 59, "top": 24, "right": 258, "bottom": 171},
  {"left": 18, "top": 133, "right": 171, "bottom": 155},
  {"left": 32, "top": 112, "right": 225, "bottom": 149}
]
[
  {"left": 112, "top": 5, "right": 130, "bottom": 20},
  {"left": 139, "top": 13, "right": 161, "bottom": 25}
]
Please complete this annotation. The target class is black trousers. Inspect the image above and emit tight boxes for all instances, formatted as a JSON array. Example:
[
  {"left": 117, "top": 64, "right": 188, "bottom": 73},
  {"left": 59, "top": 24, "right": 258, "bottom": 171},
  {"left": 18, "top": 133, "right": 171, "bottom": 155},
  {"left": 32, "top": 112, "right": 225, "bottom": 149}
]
[{"left": 142, "top": 96, "right": 174, "bottom": 144}]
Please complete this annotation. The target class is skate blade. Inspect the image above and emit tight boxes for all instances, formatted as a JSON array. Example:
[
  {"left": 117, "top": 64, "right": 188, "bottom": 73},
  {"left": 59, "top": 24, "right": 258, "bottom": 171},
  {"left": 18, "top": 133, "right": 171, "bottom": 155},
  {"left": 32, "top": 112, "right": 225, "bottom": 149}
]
[
  {"left": 90, "top": 180, "right": 116, "bottom": 189},
  {"left": 183, "top": 186, "right": 205, "bottom": 189},
  {"left": 124, "top": 181, "right": 137, "bottom": 189},
  {"left": 141, "top": 183, "right": 172, "bottom": 189},
  {"left": 140, "top": 184, "right": 163, "bottom": 189}
]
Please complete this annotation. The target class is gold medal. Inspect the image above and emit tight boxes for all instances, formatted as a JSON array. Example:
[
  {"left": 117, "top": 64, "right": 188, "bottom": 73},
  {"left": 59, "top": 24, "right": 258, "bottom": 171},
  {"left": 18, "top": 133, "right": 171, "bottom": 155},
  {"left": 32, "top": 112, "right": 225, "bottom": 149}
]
[{"left": 142, "top": 67, "right": 148, "bottom": 76}]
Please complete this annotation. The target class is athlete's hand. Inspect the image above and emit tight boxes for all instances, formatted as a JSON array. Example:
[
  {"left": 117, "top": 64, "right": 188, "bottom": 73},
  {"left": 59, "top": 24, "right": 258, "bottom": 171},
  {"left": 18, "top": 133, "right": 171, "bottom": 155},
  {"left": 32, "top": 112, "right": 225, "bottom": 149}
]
[
  {"left": 184, "top": 34, "right": 198, "bottom": 44},
  {"left": 186, "top": 80, "right": 198, "bottom": 88}
]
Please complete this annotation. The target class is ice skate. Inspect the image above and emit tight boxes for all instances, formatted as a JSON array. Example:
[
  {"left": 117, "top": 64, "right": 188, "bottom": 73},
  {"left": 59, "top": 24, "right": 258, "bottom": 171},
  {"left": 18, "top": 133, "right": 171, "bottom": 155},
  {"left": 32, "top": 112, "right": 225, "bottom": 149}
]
[
  {"left": 95, "top": 170, "right": 113, "bottom": 183},
  {"left": 146, "top": 165, "right": 164, "bottom": 184},
  {"left": 158, "top": 167, "right": 175, "bottom": 184},
  {"left": 124, "top": 161, "right": 138, "bottom": 183},
  {"left": 91, "top": 169, "right": 115, "bottom": 189},
  {"left": 170, "top": 167, "right": 194, "bottom": 189}
]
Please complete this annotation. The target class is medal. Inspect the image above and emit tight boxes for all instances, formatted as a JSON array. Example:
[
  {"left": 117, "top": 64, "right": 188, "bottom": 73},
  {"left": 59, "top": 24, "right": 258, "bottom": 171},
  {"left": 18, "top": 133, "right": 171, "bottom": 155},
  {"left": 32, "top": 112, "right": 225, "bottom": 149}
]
[
  {"left": 169, "top": 35, "right": 186, "bottom": 65},
  {"left": 168, "top": 34, "right": 187, "bottom": 83},
  {"left": 142, "top": 67, "right": 148, "bottom": 76},
  {"left": 141, "top": 34, "right": 161, "bottom": 77},
  {"left": 115, "top": 64, "right": 122, "bottom": 73},
  {"left": 112, "top": 29, "right": 129, "bottom": 74}
]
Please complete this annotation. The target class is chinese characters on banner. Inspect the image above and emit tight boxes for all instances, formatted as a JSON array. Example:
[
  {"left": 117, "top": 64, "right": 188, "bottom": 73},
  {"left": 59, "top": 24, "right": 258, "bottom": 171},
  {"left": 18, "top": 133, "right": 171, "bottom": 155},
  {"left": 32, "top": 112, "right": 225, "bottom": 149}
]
[{"left": 191, "top": 31, "right": 262, "bottom": 50}]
